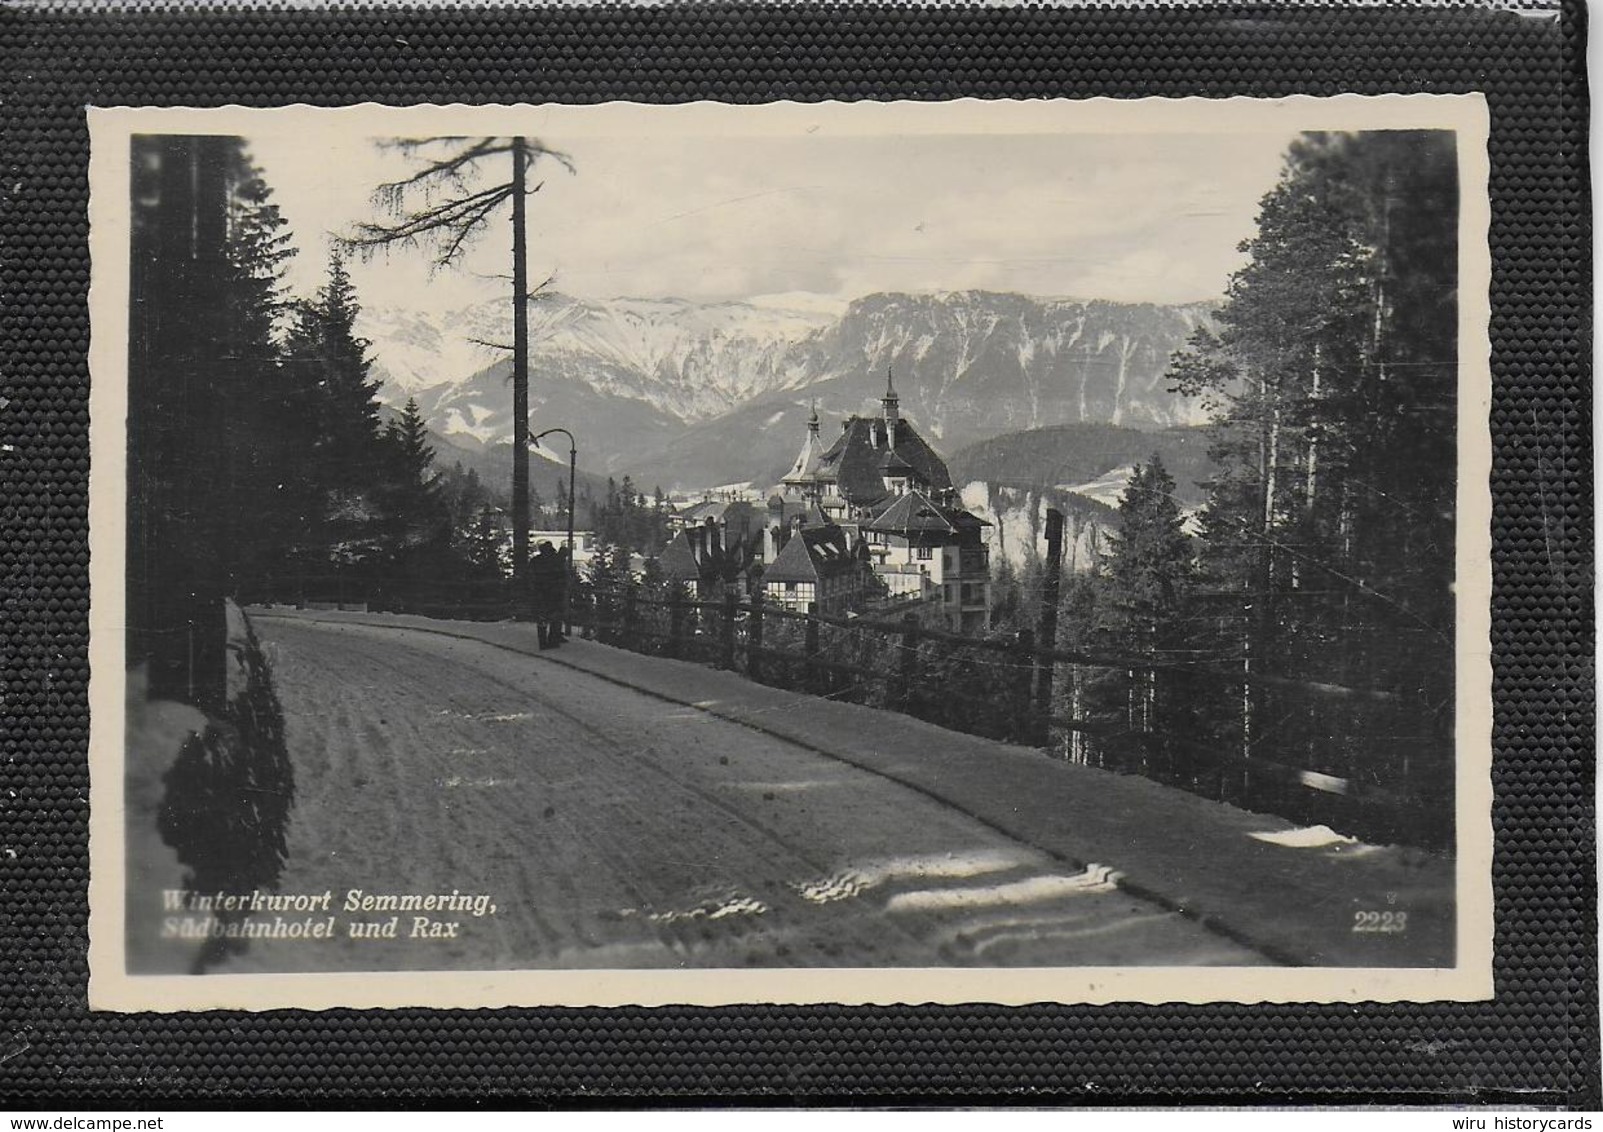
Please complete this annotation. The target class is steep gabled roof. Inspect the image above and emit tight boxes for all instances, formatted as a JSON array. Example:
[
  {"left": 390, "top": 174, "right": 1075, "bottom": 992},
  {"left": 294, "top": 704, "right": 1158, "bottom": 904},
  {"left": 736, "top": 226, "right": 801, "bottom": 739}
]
[
  {"left": 867, "top": 490, "right": 957, "bottom": 535},
  {"left": 656, "top": 529, "right": 704, "bottom": 582},
  {"left": 866, "top": 489, "right": 991, "bottom": 536},
  {"left": 816, "top": 416, "right": 953, "bottom": 506},
  {"left": 657, "top": 523, "right": 759, "bottom": 583},
  {"left": 763, "top": 524, "right": 858, "bottom": 584}
]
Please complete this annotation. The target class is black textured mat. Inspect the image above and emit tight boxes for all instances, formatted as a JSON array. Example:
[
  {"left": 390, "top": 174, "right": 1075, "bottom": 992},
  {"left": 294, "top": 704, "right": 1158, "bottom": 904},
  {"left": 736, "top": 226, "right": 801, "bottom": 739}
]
[{"left": 0, "top": 1, "right": 1592, "bottom": 1107}]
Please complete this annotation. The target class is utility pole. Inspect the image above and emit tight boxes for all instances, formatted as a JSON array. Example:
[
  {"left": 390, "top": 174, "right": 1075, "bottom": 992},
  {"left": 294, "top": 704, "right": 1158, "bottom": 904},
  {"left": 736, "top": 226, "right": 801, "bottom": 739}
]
[
  {"left": 1033, "top": 507, "right": 1065, "bottom": 745},
  {"left": 511, "top": 136, "right": 531, "bottom": 614}
]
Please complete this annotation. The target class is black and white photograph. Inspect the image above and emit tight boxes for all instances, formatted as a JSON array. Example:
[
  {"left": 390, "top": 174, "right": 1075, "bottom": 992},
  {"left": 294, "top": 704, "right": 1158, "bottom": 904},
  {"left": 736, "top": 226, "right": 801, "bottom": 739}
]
[{"left": 87, "top": 98, "right": 1492, "bottom": 1009}]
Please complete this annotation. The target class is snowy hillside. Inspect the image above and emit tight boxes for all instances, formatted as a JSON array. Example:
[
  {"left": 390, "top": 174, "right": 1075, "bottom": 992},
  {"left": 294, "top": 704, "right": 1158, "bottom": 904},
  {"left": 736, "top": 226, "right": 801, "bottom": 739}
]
[{"left": 1059, "top": 464, "right": 1138, "bottom": 510}]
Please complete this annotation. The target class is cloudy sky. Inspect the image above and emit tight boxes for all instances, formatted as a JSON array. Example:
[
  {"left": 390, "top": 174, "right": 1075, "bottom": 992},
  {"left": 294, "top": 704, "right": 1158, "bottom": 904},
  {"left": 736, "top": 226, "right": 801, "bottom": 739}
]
[{"left": 244, "top": 110, "right": 1299, "bottom": 315}]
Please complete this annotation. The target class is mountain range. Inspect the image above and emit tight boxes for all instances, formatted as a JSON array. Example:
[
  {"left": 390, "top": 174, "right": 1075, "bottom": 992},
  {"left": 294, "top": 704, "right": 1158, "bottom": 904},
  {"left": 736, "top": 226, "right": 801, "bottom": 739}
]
[{"left": 361, "top": 289, "right": 1215, "bottom": 495}]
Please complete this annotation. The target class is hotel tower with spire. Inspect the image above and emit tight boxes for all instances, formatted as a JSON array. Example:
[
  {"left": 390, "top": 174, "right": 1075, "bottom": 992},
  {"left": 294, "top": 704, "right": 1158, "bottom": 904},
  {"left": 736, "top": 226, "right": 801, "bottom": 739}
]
[{"left": 766, "top": 368, "right": 993, "bottom": 631}]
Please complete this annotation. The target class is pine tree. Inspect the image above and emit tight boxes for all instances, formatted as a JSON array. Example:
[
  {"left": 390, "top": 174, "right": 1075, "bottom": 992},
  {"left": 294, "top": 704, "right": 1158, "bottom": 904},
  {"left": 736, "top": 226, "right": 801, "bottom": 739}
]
[
  {"left": 382, "top": 398, "right": 446, "bottom": 525},
  {"left": 1164, "top": 130, "right": 1459, "bottom": 818},
  {"left": 463, "top": 505, "right": 507, "bottom": 581},
  {"left": 376, "top": 396, "right": 453, "bottom": 606},
  {"left": 1102, "top": 456, "right": 1194, "bottom": 653},
  {"left": 128, "top": 135, "right": 300, "bottom": 700},
  {"left": 217, "top": 151, "right": 298, "bottom": 600},
  {"left": 277, "top": 252, "right": 387, "bottom": 581},
  {"left": 1094, "top": 455, "right": 1197, "bottom": 776},
  {"left": 127, "top": 137, "right": 300, "bottom": 956},
  {"left": 584, "top": 542, "right": 628, "bottom": 641}
]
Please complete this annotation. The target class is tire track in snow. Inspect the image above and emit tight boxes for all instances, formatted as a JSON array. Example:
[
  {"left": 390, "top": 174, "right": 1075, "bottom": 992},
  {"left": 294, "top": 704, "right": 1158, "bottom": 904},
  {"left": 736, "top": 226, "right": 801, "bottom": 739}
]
[
  {"left": 311, "top": 621, "right": 942, "bottom": 967},
  {"left": 243, "top": 614, "right": 1270, "bottom": 969}
]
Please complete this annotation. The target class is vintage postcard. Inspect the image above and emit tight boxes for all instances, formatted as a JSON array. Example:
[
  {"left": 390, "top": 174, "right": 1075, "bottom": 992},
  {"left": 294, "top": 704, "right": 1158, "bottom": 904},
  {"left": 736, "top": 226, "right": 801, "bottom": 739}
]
[{"left": 87, "top": 96, "right": 1492, "bottom": 1010}]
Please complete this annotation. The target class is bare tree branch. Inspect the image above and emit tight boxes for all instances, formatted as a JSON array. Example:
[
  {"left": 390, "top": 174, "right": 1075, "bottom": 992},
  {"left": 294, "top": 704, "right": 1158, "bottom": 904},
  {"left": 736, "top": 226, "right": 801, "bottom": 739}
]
[
  {"left": 520, "top": 139, "right": 576, "bottom": 176},
  {"left": 340, "top": 137, "right": 571, "bottom": 276},
  {"left": 346, "top": 183, "right": 506, "bottom": 245},
  {"left": 526, "top": 272, "right": 557, "bottom": 302},
  {"left": 434, "top": 187, "right": 517, "bottom": 269},
  {"left": 370, "top": 136, "right": 570, "bottom": 206},
  {"left": 371, "top": 138, "right": 514, "bottom": 204},
  {"left": 343, "top": 184, "right": 514, "bottom": 270}
]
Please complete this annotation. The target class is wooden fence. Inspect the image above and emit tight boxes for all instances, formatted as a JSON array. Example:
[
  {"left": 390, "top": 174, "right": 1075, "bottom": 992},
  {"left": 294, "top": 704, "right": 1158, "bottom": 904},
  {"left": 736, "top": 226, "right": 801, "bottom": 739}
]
[
  {"left": 256, "top": 559, "right": 1452, "bottom": 850},
  {"left": 576, "top": 582, "right": 1452, "bottom": 851}
]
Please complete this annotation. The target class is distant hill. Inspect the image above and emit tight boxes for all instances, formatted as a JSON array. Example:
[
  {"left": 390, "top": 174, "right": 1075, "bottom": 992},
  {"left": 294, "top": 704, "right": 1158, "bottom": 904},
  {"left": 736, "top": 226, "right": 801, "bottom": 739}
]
[{"left": 948, "top": 423, "right": 1216, "bottom": 506}]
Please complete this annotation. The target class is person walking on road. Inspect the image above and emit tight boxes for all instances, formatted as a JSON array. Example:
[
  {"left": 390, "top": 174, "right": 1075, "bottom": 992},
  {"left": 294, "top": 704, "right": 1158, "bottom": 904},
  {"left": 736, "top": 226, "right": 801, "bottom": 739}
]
[{"left": 530, "top": 541, "right": 563, "bottom": 650}]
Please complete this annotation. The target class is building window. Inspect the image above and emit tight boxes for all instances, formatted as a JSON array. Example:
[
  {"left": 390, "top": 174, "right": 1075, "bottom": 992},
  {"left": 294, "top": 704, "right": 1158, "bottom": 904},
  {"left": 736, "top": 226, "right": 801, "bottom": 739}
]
[{"left": 916, "top": 546, "right": 933, "bottom": 560}]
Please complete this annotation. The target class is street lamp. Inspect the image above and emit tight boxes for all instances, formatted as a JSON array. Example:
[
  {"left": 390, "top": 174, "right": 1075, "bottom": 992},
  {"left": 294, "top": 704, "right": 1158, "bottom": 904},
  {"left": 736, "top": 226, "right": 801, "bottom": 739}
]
[
  {"left": 532, "top": 427, "right": 577, "bottom": 635},
  {"left": 531, "top": 427, "right": 577, "bottom": 556}
]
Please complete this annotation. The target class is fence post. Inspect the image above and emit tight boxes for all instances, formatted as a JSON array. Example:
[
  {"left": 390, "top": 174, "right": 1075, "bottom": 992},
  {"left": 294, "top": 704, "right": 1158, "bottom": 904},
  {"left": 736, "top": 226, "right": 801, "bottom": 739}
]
[
  {"left": 892, "top": 613, "right": 920, "bottom": 713},
  {"left": 622, "top": 586, "right": 637, "bottom": 651},
  {"left": 1033, "top": 507, "right": 1064, "bottom": 746},
  {"left": 594, "top": 584, "right": 611, "bottom": 644},
  {"left": 1013, "top": 628, "right": 1036, "bottom": 745},
  {"left": 720, "top": 590, "right": 738, "bottom": 671},
  {"left": 1124, "top": 666, "right": 1141, "bottom": 775},
  {"left": 804, "top": 612, "right": 821, "bottom": 696},
  {"left": 747, "top": 588, "right": 764, "bottom": 683},
  {"left": 1162, "top": 666, "right": 1185, "bottom": 786},
  {"left": 666, "top": 586, "right": 684, "bottom": 659}
]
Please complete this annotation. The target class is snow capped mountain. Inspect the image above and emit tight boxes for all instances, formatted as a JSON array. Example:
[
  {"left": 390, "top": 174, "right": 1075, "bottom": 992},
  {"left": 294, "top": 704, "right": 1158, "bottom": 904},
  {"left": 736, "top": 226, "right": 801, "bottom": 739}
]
[
  {"left": 360, "top": 289, "right": 1214, "bottom": 491},
  {"left": 363, "top": 291, "right": 839, "bottom": 419},
  {"left": 799, "top": 291, "right": 1215, "bottom": 442},
  {"left": 358, "top": 301, "right": 520, "bottom": 397}
]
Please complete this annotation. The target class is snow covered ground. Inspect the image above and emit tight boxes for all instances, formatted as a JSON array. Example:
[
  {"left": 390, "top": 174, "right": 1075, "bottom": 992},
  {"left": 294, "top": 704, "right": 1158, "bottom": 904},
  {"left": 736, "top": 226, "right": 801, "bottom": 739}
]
[
  {"left": 215, "top": 608, "right": 1456, "bottom": 973},
  {"left": 208, "top": 613, "right": 1261, "bottom": 973}
]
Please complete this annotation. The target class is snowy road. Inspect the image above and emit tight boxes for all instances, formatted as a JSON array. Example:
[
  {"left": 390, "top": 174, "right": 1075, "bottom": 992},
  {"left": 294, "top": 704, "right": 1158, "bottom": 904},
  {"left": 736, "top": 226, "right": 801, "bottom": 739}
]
[{"left": 226, "top": 614, "right": 1268, "bottom": 971}]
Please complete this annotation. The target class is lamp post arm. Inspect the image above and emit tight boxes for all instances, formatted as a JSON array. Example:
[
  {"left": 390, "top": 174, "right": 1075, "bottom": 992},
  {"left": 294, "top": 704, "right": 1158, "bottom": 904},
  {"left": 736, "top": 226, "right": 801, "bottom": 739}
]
[{"left": 531, "top": 425, "right": 579, "bottom": 556}]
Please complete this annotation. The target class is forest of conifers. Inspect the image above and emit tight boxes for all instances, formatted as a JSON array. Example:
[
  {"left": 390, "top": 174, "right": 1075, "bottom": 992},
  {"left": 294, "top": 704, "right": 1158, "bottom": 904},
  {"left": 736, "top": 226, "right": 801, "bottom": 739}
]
[{"left": 985, "top": 130, "right": 1459, "bottom": 842}]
